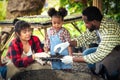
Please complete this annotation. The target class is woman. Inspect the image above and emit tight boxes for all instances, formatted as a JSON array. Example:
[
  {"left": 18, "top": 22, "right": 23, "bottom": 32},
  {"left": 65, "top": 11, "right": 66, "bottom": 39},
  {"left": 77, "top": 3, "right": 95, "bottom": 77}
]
[{"left": 0, "top": 19, "right": 50, "bottom": 79}]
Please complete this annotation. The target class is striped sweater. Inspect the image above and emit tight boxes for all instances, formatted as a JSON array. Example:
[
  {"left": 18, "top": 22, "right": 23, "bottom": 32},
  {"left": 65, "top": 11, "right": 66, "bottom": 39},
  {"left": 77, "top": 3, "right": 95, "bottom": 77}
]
[{"left": 76, "top": 17, "right": 120, "bottom": 64}]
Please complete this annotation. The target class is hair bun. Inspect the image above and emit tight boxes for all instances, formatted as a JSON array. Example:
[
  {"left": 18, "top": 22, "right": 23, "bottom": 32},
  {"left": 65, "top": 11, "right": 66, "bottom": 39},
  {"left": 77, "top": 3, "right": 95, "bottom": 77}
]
[
  {"left": 58, "top": 7, "right": 67, "bottom": 17},
  {"left": 47, "top": 8, "right": 57, "bottom": 17}
]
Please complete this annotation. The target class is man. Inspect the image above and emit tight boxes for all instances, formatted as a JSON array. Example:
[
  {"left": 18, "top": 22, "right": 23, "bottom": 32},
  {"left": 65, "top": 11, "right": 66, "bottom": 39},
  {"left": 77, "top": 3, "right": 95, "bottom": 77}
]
[{"left": 54, "top": 6, "right": 120, "bottom": 80}]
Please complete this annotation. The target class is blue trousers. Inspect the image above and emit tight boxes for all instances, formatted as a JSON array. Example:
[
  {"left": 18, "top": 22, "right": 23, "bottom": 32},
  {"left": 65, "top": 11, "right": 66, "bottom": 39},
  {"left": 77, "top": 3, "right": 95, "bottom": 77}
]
[
  {"left": 0, "top": 66, "right": 7, "bottom": 79},
  {"left": 83, "top": 47, "right": 97, "bottom": 73}
]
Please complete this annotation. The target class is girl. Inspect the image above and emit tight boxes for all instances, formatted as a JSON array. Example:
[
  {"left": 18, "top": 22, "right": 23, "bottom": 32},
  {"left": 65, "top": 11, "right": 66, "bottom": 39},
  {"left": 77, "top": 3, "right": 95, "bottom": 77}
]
[{"left": 44, "top": 7, "right": 73, "bottom": 70}]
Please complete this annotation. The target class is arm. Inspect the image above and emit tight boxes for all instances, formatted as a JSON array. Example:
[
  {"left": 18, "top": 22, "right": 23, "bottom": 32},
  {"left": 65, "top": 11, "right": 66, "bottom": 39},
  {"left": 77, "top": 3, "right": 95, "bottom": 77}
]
[
  {"left": 32, "top": 36, "right": 43, "bottom": 53},
  {"left": 73, "top": 56, "right": 85, "bottom": 63},
  {"left": 63, "top": 28, "right": 73, "bottom": 56},
  {"left": 44, "top": 31, "right": 50, "bottom": 53},
  {"left": 54, "top": 30, "right": 97, "bottom": 55},
  {"left": 7, "top": 40, "right": 34, "bottom": 67},
  {"left": 83, "top": 34, "right": 119, "bottom": 64},
  {"left": 69, "top": 40, "right": 77, "bottom": 47},
  {"left": 68, "top": 46, "right": 73, "bottom": 56},
  {"left": 72, "top": 30, "right": 97, "bottom": 47}
]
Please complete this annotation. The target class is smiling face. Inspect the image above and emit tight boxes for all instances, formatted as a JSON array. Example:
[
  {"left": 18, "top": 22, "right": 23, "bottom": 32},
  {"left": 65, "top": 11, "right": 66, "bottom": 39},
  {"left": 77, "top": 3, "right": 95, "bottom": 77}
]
[
  {"left": 82, "top": 15, "right": 98, "bottom": 32},
  {"left": 51, "top": 16, "right": 63, "bottom": 31}
]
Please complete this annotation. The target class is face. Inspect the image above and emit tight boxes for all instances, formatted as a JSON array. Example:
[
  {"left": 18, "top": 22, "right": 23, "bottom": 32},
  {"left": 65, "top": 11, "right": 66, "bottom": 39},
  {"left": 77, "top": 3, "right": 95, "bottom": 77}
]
[
  {"left": 82, "top": 15, "right": 97, "bottom": 32},
  {"left": 51, "top": 16, "right": 63, "bottom": 31},
  {"left": 17, "top": 28, "right": 32, "bottom": 41}
]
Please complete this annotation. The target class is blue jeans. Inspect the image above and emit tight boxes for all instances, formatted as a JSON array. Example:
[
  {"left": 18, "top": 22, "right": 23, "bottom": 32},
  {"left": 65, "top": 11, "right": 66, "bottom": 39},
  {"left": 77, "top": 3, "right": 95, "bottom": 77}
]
[
  {"left": 0, "top": 66, "right": 7, "bottom": 79},
  {"left": 83, "top": 47, "right": 97, "bottom": 73}
]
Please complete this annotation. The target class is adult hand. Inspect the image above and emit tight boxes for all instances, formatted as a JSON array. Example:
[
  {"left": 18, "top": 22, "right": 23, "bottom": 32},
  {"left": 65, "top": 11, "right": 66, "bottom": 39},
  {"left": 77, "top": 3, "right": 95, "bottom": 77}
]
[
  {"left": 34, "top": 52, "right": 50, "bottom": 65},
  {"left": 54, "top": 42, "right": 70, "bottom": 53},
  {"left": 61, "top": 55, "right": 73, "bottom": 64}
]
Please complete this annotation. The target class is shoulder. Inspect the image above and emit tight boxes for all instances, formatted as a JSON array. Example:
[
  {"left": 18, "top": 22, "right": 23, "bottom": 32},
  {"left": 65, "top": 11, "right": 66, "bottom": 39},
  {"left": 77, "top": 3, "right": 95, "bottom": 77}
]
[
  {"left": 101, "top": 17, "right": 118, "bottom": 27},
  {"left": 61, "top": 27, "right": 69, "bottom": 32},
  {"left": 30, "top": 36, "right": 40, "bottom": 41},
  {"left": 48, "top": 27, "right": 54, "bottom": 32},
  {"left": 9, "top": 38, "right": 20, "bottom": 47},
  {"left": 47, "top": 27, "right": 55, "bottom": 36},
  {"left": 31, "top": 35, "right": 39, "bottom": 39}
]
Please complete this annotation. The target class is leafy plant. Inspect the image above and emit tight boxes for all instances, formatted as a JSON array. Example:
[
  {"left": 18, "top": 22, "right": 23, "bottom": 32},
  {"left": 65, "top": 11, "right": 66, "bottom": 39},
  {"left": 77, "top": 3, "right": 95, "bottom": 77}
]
[
  {"left": 60, "top": 0, "right": 86, "bottom": 38},
  {"left": 60, "top": 0, "right": 86, "bottom": 14},
  {"left": 103, "top": 0, "right": 120, "bottom": 23},
  {"left": 0, "top": 0, "right": 7, "bottom": 21}
]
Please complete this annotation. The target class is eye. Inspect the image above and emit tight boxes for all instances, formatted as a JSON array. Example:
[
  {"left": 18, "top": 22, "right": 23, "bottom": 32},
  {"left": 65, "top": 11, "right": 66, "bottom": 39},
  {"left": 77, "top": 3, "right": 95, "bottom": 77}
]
[{"left": 22, "top": 30, "right": 27, "bottom": 33}]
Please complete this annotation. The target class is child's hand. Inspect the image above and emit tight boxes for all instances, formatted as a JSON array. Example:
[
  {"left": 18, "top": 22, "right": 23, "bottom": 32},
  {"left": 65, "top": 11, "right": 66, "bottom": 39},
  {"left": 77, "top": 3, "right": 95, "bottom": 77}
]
[{"left": 44, "top": 47, "right": 49, "bottom": 53}]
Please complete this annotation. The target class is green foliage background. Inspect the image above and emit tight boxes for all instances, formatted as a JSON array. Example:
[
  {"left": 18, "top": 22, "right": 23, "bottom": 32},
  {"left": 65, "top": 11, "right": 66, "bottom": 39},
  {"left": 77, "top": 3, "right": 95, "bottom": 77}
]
[
  {"left": 0, "top": 0, "right": 120, "bottom": 56},
  {"left": 0, "top": 0, "right": 120, "bottom": 38},
  {"left": 0, "top": 0, "right": 7, "bottom": 21},
  {"left": 0, "top": 0, "right": 120, "bottom": 23},
  {"left": 59, "top": 0, "right": 87, "bottom": 38},
  {"left": 59, "top": 0, "right": 120, "bottom": 38},
  {"left": 103, "top": 0, "right": 120, "bottom": 23},
  {"left": 60, "top": 0, "right": 85, "bottom": 14}
]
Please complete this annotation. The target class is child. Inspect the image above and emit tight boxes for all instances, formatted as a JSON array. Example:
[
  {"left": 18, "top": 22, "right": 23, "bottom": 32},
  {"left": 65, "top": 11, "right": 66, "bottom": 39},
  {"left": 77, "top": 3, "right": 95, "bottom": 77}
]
[{"left": 44, "top": 7, "right": 73, "bottom": 70}]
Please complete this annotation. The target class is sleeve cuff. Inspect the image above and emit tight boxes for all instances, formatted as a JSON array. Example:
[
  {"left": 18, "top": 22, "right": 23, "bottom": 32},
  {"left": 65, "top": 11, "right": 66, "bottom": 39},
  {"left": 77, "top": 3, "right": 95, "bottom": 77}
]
[
  {"left": 83, "top": 55, "right": 94, "bottom": 64},
  {"left": 73, "top": 38, "right": 79, "bottom": 48}
]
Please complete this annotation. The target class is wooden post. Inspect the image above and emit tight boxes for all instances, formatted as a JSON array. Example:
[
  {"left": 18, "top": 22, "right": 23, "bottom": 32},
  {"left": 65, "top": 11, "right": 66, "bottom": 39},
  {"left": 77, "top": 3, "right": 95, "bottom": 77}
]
[
  {"left": 44, "top": 28, "right": 47, "bottom": 40},
  {"left": 93, "top": 0, "right": 102, "bottom": 12}
]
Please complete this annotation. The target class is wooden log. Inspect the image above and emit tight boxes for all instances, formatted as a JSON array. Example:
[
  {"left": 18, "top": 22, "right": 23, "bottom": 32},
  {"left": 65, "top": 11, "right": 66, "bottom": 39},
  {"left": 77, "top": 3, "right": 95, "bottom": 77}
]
[{"left": 11, "top": 63, "right": 104, "bottom": 80}]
